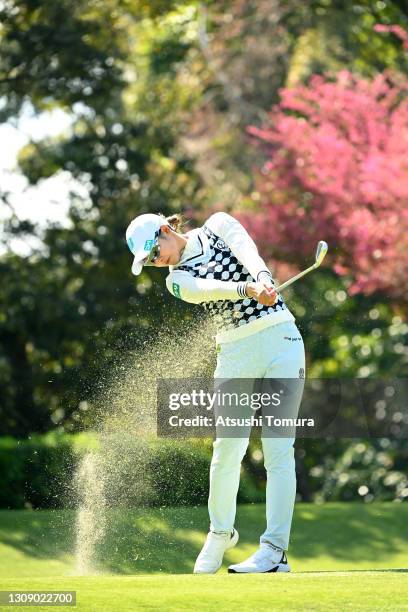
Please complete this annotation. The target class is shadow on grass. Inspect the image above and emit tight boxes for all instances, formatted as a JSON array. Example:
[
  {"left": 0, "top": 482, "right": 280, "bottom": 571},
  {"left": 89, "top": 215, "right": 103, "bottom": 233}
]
[
  {"left": 0, "top": 509, "right": 76, "bottom": 562},
  {"left": 289, "top": 502, "right": 408, "bottom": 563},
  {"left": 0, "top": 506, "right": 211, "bottom": 574},
  {"left": 0, "top": 502, "right": 407, "bottom": 574}
]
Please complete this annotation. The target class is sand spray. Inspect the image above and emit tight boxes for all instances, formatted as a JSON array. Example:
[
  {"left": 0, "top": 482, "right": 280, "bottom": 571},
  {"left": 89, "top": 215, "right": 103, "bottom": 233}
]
[{"left": 73, "top": 315, "right": 216, "bottom": 574}]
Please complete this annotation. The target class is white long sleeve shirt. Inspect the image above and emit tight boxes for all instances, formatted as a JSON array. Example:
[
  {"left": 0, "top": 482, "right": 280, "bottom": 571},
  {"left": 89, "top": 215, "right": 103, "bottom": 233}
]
[{"left": 165, "top": 212, "right": 295, "bottom": 343}]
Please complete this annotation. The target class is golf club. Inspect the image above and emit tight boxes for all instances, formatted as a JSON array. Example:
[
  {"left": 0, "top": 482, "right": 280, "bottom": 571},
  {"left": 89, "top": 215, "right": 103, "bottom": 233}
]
[{"left": 274, "top": 241, "right": 328, "bottom": 292}]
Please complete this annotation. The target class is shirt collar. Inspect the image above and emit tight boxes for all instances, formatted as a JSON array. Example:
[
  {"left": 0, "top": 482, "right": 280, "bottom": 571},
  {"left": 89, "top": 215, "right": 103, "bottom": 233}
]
[
  {"left": 178, "top": 230, "right": 199, "bottom": 262},
  {"left": 171, "top": 229, "right": 204, "bottom": 268}
]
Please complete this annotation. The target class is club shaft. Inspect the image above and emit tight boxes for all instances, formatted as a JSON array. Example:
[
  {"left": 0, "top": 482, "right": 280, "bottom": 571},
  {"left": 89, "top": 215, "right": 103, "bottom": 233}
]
[{"left": 275, "top": 263, "right": 317, "bottom": 292}]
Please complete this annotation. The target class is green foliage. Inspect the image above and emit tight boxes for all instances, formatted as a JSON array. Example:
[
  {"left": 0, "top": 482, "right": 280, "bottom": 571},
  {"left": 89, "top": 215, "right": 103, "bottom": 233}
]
[
  {"left": 0, "top": 1, "right": 204, "bottom": 435},
  {"left": 245, "top": 437, "right": 408, "bottom": 503},
  {"left": 0, "top": 0, "right": 126, "bottom": 118},
  {"left": 0, "top": 433, "right": 77, "bottom": 509},
  {"left": 287, "top": 0, "right": 408, "bottom": 83},
  {"left": 1, "top": 433, "right": 407, "bottom": 509},
  {"left": 272, "top": 270, "right": 408, "bottom": 378},
  {"left": 317, "top": 439, "right": 408, "bottom": 502},
  {"left": 80, "top": 435, "right": 263, "bottom": 509},
  {"left": 0, "top": 0, "right": 406, "bottom": 437},
  {"left": 0, "top": 432, "right": 263, "bottom": 509}
]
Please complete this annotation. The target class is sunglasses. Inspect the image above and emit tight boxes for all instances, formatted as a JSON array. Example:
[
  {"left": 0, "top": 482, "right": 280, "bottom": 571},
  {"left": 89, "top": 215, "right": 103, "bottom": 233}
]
[{"left": 143, "top": 230, "right": 161, "bottom": 266}]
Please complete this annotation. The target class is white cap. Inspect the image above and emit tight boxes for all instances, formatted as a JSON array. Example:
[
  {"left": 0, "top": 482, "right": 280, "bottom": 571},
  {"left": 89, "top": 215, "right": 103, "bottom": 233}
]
[{"left": 125, "top": 213, "right": 170, "bottom": 276}]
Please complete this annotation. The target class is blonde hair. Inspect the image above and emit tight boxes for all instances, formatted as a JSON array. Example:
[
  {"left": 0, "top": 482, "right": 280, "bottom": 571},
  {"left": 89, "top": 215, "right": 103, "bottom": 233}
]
[{"left": 158, "top": 212, "right": 185, "bottom": 233}]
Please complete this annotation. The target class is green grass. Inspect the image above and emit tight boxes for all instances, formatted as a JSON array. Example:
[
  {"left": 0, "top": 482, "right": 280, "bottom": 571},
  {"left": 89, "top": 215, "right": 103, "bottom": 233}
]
[{"left": 0, "top": 503, "right": 407, "bottom": 610}]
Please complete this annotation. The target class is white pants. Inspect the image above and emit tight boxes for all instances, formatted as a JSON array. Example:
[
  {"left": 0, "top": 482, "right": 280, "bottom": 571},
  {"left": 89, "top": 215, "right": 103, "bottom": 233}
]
[{"left": 208, "top": 320, "right": 306, "bottom": 551}]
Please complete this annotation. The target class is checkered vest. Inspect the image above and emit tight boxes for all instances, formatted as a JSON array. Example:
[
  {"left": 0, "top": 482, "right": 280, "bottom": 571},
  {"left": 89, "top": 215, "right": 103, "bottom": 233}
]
[{"left": 176, "top": 224, "right": 291, "bottom": 334}]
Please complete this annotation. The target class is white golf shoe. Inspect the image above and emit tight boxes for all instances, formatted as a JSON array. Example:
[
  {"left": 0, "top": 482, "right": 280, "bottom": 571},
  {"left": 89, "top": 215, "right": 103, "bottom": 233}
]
[
  {"left": 228, "top": 542, "right": 290, "bottom": 573},
  {"left": 194, "top": 528, "right": 239, "bottom": 574}
]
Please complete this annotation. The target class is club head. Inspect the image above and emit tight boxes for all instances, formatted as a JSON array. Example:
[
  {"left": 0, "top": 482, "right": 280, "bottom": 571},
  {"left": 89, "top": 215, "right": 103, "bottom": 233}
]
[{"left": 315, "top": 241, "right": 328, "bottom": 267}]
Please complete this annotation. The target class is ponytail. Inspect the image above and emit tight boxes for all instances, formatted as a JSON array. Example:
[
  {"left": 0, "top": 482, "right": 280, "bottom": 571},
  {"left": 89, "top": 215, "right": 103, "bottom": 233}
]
[{"left": 158, "top": 212, "right": 185, "bottom": 233}]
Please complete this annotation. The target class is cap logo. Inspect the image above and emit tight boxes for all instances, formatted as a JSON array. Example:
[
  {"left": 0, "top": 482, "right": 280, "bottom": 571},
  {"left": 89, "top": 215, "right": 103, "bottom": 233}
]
[
  {"left": 144, "top": 239, "right": 154, "bottom": 251},
  {"left": 172, "top": 283, "right": 181, "bottom": 299},
  {"left": 127, "top": 237, "right": 135, "bottom": 252}
]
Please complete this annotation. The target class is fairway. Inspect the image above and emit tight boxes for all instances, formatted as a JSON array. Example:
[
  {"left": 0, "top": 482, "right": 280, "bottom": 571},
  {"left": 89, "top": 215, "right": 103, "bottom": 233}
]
[
  {"left": 0, "top": 503, "right": 407, "bottom": 610},
  {"left": 1, "top": 573, "right": 408, "bottom": 612}
]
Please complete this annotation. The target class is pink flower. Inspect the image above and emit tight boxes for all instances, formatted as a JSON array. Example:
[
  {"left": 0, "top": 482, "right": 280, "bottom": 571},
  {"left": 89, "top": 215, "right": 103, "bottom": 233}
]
[{"left": 244, "top": 70, "right": 408, "bottom": 303}]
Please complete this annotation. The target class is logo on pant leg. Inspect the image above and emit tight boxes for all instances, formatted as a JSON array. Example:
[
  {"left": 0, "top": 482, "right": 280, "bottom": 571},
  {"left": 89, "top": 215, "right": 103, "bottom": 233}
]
[
  {"left": 299, "top": 368, "right": 305, "bottom": 379},
  {"left": 284, "top": 336, "right": 302, "bottom": 341}
]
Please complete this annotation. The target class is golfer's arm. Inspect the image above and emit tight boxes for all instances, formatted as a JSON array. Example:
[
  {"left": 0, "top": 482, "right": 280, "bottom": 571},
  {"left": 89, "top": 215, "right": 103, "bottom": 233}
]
[
  {"left": 205, "top": 212, "right": 275, "bottom": 286},
  {"left": 166, "top": 271, "right": 248, "bottom": 304}
]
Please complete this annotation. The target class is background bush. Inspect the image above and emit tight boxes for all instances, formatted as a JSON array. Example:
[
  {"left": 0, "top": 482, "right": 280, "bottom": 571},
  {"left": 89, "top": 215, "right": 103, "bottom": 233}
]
[{"left": 1, "top": 433, "right": 407, "bottom": 509}]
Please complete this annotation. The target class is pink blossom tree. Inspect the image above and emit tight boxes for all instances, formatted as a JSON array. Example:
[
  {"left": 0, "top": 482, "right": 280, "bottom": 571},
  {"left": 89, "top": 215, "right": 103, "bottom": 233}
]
[{"left": 243, "top": 66, "right": 408, "bottom": 304}]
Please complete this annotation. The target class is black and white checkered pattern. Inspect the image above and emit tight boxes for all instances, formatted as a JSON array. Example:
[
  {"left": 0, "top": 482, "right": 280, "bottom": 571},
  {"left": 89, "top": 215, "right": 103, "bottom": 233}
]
[{"left": 176, "top": 224, "right": 290, "bottom": 334}]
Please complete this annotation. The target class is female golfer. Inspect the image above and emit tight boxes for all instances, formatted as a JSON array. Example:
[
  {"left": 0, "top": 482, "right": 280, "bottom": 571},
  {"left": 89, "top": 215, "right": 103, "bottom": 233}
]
[{"left": 126, "top": 211, "right": 305, "bottom": 574}]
